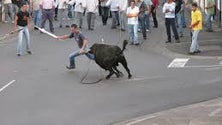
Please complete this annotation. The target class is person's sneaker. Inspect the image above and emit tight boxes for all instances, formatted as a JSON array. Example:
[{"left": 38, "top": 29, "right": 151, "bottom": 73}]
[
  {"left": 176, "top": 39, "right": 180, "bottom": 43},
  {"left": 66, "top": 66, "right": 75, "bottom": 70},
  {"left": 188, "top": 52, "right": 195, "bottom": 55},
  {"left": 146, "top": 29, "right": 150, "bottom": 32},
  {"left": 165, "top": 40, "right": 171, "bottom": 43},
  {"left": 194, "top": 50, "right": 201, "bottom": 53},
  {"left": 27, "top": 51, "right": 32, "bottom": 54},
  {"left": 134, "top": 43, "right": 140, "bottom": 46},
  {"left": 17, "top": 54, "right": 21, "bottom": 56},
  {"left": 129, "top": 42, "right": 134, "bottom": 45}
]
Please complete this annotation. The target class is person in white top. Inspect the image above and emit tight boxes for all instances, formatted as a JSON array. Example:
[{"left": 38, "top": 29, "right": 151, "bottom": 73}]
[
  {"left": 126, "top": 0, "right": 139, "bottom": 45},
  {"left": 106, "top": 0, "right": 120, "bottom": 29},
  {"left": 40, "top": 0, "right": 55, "bottom": 33},
  {"left": 3, "top": 0, "right": 14, "bottom": 23},
  {"left": 56, "top": 0, "right": 69, "bottom": 28},
  {"left": 71, "top": 0, "right": 86, "bottom": 28},
  {"left": 86, "top": 0, "right": 98, "bottom": 30},
  {"left": 162, "top": 0, "right": 180, "bottom": 43},
  {"left": 119, "top": 0, "right": 128, "bottom": 31}
]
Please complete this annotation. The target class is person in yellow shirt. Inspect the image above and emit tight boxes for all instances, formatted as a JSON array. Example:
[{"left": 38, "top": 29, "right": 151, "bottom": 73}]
[{"left": 189, "top": 2, "right": 202, "bottom": 55}]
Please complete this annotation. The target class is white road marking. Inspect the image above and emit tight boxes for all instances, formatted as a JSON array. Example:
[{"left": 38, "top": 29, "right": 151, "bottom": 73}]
[
  {"left": 184, "top": 65, "right": 222, "bottom": 68},
  {"left": 125, "top": 115, "right": 157, "bottom": 125},
  {"left": 0, "top": 80, "right": 16, "bottom": 93},
  {"left": 168, "top": 58, "right": 189, "bottom": 68}
]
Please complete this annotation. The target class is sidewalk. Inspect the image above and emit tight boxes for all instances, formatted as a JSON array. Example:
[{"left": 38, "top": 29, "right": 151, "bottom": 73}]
[
  {"left": 113, "top": 97, "right": 222, "bottom": 125},
  {"left": 165, "top": 22, "right": 222, "bottom": 57}
]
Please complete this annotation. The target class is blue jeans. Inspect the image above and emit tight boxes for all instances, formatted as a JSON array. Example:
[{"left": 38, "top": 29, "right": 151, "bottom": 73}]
[
  {"left": 68, "top": 49, "right": 95, "bottom": 67},
  {"left": 111, "top": 11, "right": 119, "bottom": 28},
  {"left": 128, "top": 24, "right": 138, "bottom": 44},
  {"left": 205, "top": 13, "right": 213, "bottom": 31},
  {"left": 145, "top": 13, "right": 150, "bottom": 30},
  {"left": 33, "top": 9, "right": 42, "bottom": 26},
  {"left": 190, "top": 30, "right": 200, "bottom": 52},
  {"left": 17, "top": 26, "right": 31, "bottom": 55},
  {"left": 139, "top": 15, "right": 147, "bottom": 38},
  {"left": 176, "top": 12, "right": 183, "bottom": 36}
]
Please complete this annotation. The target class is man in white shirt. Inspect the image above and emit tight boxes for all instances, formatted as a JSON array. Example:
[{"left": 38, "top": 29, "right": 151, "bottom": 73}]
[
  {"left": 86, "top": 0, "right": 98, "bottom": 30},
  {"left": 106, "top": 0, "right": 120, "bottom": 29},
  {"left": 40, "top": 0, "right": 55, "bottom": 33},
  {"left": 73, "top": 0, "right": 87, "bottom": 28},
  {"left": 56, "top": 0, "right": 69, "bottom": 28},
  {"left": 3, "top": 0, "right": 14, "bottom": 23},
  {"left": 162, "top": 0, "right": 180, "bottom": 43},
  {"left": 119, "top": 0, "right": 128, "bottom": 31},
  {"left": 126, "top": 0, "right": 139, "bottom": 45}
]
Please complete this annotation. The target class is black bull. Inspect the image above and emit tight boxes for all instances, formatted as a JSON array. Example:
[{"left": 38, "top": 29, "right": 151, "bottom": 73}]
[{"left": 88, "top": 40, "right": 132, "bottom": 79}]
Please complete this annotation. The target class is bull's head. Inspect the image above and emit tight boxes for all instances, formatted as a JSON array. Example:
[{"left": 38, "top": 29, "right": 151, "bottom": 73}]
[{"left": 88, "top": 43, "right": 100, "bottom": 54}]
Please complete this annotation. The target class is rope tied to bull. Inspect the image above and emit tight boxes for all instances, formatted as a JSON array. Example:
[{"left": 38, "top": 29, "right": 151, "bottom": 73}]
[{"left": 80, "top": 59, "right": 103, "bottom": 84}]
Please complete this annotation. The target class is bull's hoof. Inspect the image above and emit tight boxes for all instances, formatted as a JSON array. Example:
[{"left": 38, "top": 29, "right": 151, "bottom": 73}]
[
  {"left": 106, "top": 76, "right": 111, "bottom": 80},
  {"left": 128, "top": 74, "right": 132, "bottom": 79},
  {"left": 117, "top": 72, "right": 124, "bottom": 78}
]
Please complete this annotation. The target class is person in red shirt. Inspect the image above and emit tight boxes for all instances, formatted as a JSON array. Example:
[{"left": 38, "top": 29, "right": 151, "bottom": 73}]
[{"left": 151, "top": 0, "right": 159, "bottom": 28}]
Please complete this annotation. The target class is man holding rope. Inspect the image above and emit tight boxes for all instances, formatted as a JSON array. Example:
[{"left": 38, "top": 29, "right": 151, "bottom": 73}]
[
  {"left": 14, "top": 2, "right": 32, "bottom": 56},
  {"left": 57, "top": 24, "right": 95, "bottom": 70}
]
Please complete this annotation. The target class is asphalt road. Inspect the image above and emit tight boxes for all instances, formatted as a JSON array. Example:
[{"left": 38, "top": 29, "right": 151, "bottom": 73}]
[{"left": 1, "top": 16, "right": 222, "bottom": 125}]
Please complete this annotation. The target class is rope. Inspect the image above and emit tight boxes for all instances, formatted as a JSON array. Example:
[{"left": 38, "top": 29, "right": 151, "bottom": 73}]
[{"left": 80, "top": 60, "right": 103, "bottom": 84}]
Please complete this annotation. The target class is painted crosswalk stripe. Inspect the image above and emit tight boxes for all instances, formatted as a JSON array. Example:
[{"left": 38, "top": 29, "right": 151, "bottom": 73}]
[
  {"left": 0, "top": 80, "right": 16, "bottom": 94},
  {"left": 168, "top": 58, "right": 189, "bottom": 68}
]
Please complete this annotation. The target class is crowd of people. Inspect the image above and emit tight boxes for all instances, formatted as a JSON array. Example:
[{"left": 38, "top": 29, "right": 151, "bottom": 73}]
[{"left": 2, "top": 0, "right": 217, "bottom": 57}]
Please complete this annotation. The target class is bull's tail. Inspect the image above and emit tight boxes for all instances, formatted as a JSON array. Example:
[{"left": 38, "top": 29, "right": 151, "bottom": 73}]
[{"left": 121, "top": 40, "right": 128, "bottom": 54}]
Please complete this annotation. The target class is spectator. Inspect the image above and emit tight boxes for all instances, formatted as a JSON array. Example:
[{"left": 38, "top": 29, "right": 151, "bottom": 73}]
[
  {"left": 137, "top": 0, "right": 147, "bottom": 40},
  {"left": 3, "top": 0, "right": 14, "bottom": 23},
  {"left": 126, "top": 0, "right": 139, "bottom": 45},
  {"left": 30, "top": 0, "right": 42, "bottom": 29},
  {"left": 162, "top": 0, "right": 180, "bottom": 43},
  {"left": 106, "top": 0, "right": 120, "bottom": 29},
  {"left": 119, "top": 0, "right": 128, "bottom": 31},
  {"left": 205, "top": 0, "right": 215, "bottom": 32},
  {"left": 73, "top": 0, "right": 87, "bottom": 29},
  {"left": 12, "top": 0, "right": 20, "bottom": 21},
  {"left": 144, "top": 0, "right": 153, "bottom": 31},
  {"left": 151, "top": 0, "right": 159, "bottom": 28},
  {"left": 188, "top": 2, "right": 202, "bottom": 55},
  {"left": 40, "top": 0, "right": 55, "bottom": 33},
  {"left": 57, "top": 0, "right": 69, "bottom": 28},
  {"left": 100, "top": 0, "right": 109, "bottom": 25},
  {"left": 175, "top": 0, "right": 184, "bottom": 37},
  {"left": 86, "top": 0, "right": 98, "bottom": 30}
]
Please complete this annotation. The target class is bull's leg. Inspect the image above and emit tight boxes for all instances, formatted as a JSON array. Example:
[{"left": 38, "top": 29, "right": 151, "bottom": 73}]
[
  {"left": 120, "top": 57, "right": 132, "bottom": 79},
  {"left": 106, "top": 69, "right": 115, "bottom": 79},
  {"left": 112, "top": 66, "right": 124, "bottom": 78}
]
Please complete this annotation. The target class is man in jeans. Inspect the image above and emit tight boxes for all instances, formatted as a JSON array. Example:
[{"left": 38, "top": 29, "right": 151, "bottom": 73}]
[
  {"left": 189, "top": 2, "right": 202, "bottom": 55},
  {"left": 14, "top": 2, "right": 32, "bottom": 56},
  {"left": 57, "top": 24, "right": 95, "bottom": 69},
  {"left": 205, "top": 0, "right": 215, "bottom": 32},
  {"left": 126, "top": 0, "right": 139, "bottom": 45}
]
